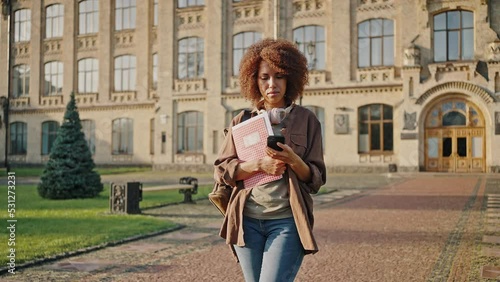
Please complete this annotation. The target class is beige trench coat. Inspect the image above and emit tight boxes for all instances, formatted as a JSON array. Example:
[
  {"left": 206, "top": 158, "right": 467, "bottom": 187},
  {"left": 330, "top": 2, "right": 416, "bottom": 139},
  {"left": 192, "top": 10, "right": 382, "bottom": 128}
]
[{"left": 214, "top": 105, "right": 326, "bottom": 259}]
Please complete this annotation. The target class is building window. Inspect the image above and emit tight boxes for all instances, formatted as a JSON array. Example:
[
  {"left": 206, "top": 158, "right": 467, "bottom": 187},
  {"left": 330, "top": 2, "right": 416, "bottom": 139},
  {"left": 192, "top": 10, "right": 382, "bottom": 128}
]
[
  {"left": 81, "top": 120, "right": 96, "bottom": 155},
  {"left": 177, "top": 111, "right": 203, "bottom": 153},
  {"left": 112, "top": 118, "right": 133, "bottom": 154},
  {"left": 433, "top": 10, "right": 474, "bottom": 62},
  {"left": 10, "top": 122, "right": 27, "bottom": 155},
  {"left": 233, "top": 32, "right": 261, "bottom": 76},
  {"left": 293, "top": 25, "right": 326, "bottom": 70},
  {"left": 304, "top": 106, "right": 325, "bottom": 150},
  {"left": 153, "top": 0, "right": 158, "bottom": 26},
  {"left": 78, "top": 58, "right": 98, "bottom": 93},
  {"left": 150, "top": 118, "right": 155, "bottom": 155},
  {"left": 114, "top": 55, "right": 136, "bottom": 91},
  {"left": 42, "top": 121, "right": 59, "bottom": 155},
  {"left": 14, "top": 9, "right": 31, "bottom": 42},
  {"left": 358, "top": 104, "right": 393, "bottom": 153},
  {"left": 358, "top": 19, "right": 394, "bottom": 67},
  {"left": 79, "top": 0, "right": 99, "bottom": 34},
  {"left": 178, "top": 0, "right": 204, "bottom": 8},
  {"left": 152, "top": 53, "right": 158, "bottom": 89},
  {"left": 178, "top": 37, "right": 204, "bottom": 79},
  {"left": 45, "top": 4, "right": 64, "bottom": 38},
  {"left": 115, "top": 0, "right": 136, "bottom": 30},
  {"left": 44, "top": 61, "right": 63, "bottom": 96},
  {"left": 12, "top": 65, "right": 30, "bottom": 98}
]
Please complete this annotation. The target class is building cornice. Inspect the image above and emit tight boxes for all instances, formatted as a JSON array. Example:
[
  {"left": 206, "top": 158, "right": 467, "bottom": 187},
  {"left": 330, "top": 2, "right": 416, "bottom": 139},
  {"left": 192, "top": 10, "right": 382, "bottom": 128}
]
[{"left": 9, "top": 103, "right": 155, "bottom": 115}]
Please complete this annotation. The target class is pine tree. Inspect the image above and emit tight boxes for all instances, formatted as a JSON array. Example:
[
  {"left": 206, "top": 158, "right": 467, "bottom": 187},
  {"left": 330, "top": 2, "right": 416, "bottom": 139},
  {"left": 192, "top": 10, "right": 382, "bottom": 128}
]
[{"left": 38, "top": 92, "right": 103, "bottom": 199}]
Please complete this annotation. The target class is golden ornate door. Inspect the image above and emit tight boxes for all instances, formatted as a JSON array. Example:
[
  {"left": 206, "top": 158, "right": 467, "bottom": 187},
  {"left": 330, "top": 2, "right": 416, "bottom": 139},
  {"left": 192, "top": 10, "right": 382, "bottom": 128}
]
[{"left": 424, "top": 98, "right": 485, "bottom": 173}]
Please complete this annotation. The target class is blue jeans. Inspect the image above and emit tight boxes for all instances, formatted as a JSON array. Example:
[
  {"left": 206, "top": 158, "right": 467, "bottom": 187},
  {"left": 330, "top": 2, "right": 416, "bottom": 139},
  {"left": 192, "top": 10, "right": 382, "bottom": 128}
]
[{"left": 234, "top": 216, "right": 305, "bottom": 282}]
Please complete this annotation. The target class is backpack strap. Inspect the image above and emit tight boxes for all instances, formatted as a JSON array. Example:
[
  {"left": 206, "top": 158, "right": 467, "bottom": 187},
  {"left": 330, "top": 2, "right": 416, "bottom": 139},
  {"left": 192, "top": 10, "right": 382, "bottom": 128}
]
[{"left": 223, "top": 109, "right": 252, "bottom": 136}]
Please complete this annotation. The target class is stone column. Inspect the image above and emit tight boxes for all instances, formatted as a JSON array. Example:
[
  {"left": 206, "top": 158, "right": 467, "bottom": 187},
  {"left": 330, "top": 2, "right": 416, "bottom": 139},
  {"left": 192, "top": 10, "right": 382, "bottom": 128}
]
[
  {"left": 30, "top": 0, "right": 42, "bottom": 107},
  {"left": 98, "top": 0, "right": 112, "bottom": 103},
  {"left": 135, "top": 1, "right": 150, "bottom": 102},
  {"left": 62, "top": 0, "right": 75, "bottom": 99}
]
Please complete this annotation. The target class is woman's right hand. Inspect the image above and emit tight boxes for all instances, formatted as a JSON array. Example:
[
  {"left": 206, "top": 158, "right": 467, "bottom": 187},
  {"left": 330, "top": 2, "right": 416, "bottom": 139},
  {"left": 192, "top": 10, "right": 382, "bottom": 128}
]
[{"left": 259, "top": 155, "right": 286, "bottom": 176}]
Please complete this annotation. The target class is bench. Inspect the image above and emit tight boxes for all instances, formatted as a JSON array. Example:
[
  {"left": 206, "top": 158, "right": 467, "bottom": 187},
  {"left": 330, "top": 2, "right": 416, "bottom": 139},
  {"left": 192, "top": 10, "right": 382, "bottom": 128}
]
[{"left": 143, "top": 176, "right": 198, "bottom": 204}]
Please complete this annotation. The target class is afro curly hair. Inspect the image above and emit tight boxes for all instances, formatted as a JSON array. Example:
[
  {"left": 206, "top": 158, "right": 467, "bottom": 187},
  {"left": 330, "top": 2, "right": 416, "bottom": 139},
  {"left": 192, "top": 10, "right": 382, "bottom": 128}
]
[{"left": 238, "top": 38, "right": 309, "bottom": 106}]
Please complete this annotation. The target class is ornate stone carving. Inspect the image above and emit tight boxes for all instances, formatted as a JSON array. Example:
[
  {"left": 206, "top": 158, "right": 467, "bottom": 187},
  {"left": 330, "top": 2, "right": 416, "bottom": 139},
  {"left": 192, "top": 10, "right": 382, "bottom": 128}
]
[
  {"left": 75, "top": 93, "right": 98, "bottom": 105},
  {"left": 403, "top": 111, "right": 417, "bottom": 130},
  {"left": 357, "top": 0, "right": 394, "bottom": 12},
  {"left": 308, "top": 71, "right": 330, "bottom": 87},
  {"left": 111, "top": 92, "right": 136, "bottom": 102},
  {"left": 10, "top": 97, "right": 30, "bottom": 108},
  {"left": 44, "top": 39, "right": 62, "bottom": 55},
  {"left": 293, "top": 0, "right": 325, "bottom": 18},
  {"left": 178, "top": 8, "right": 204, "bottom": 31},
  {"left": 175, "top": 153, "right": 205, "bottom": 164},
  {"left": 77, "top": 35, "right": 98, "bottom": 52},
  {"left": 13, "top": 42, "right": 30, "bottom": 58},
  {"left": 40, "top": 95, "right": 63, "bottom": 106},
  {"left": 357, "top": 67, "right": 395, "bottom": 83},
  {"left": 233, "top": 1, "right": 263, "bottom": 25},
  {"left": 174, "top": 78, "right": 206, "bottom": 93},
  {"left": 334, "top": 114, "right": 349, "bottom": 134},
  {"left": 487, "top": 40, "right": 500, "bottom": 62},
  {"left": 115, "top": 31, "right": 135, "bottom": 48},
  {"left": 403, "top": 44, "right": 421, "bottom": 66}
]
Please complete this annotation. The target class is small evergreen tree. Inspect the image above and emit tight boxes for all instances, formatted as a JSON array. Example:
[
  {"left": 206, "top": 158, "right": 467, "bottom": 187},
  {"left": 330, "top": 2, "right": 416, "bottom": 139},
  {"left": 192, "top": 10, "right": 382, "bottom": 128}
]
[{"left": 38, "top": 92, "right": 103, "bottom": 199}]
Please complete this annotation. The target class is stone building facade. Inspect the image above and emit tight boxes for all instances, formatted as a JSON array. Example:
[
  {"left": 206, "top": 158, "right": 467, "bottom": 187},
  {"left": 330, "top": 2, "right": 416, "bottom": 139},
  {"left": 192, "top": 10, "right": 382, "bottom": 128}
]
[{"left": 0, "top": 0, "right": 499, "bottom": 173}]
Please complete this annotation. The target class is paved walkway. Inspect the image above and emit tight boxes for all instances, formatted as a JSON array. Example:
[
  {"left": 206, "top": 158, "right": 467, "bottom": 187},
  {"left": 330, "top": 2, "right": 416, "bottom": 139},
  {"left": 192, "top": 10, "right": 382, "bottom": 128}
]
[{"left": 2, "top": 172, "right": 500, "bottom": 281}]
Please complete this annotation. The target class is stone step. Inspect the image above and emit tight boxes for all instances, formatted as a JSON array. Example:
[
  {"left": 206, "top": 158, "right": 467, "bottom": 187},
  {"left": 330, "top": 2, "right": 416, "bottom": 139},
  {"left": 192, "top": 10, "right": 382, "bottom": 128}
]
[
  {"left": 486, "top": 226, "right": 500, "bottom": 233},
  {"left": 482, "top": 247, "right": 500, "bottom": 257},
  {"left": 481, "top": 265, "right": 500, "bottom": 280},
  {"left": 483, "top": 235, "right": 500, "bottom": 245}
]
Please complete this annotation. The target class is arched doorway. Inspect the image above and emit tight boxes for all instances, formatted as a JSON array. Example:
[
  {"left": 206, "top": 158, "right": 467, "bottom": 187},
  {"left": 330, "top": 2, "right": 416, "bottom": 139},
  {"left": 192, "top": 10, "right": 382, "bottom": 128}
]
[{"left": 424, "top": 98, "right": 485, "bottom": 172}]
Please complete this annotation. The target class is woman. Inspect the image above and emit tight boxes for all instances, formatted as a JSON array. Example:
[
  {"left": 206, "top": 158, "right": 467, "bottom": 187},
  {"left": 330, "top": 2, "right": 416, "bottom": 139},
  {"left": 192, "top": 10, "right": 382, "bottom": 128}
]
[{"left": 214, "top": 38, "right": 326, "bottom": 282}]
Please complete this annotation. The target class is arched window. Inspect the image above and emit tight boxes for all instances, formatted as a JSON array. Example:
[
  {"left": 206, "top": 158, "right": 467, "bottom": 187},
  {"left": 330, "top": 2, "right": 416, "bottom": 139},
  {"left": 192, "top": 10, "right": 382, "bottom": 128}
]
[
  {"left": 233, "top": 32, "right": 261, "bottom": 75},
  {"left": 79, "top": 0, "right": 99, "bottom": 34},
  {"left": 112, "top": 118, "right": 133, "bottom": 154},
  {"left": 45, "top": 4, "right": 64, "bottom": 38},
  {"left": 12, "top": 64, "right": 30, "bottom": 98},
  {"left": 178, "top": 37, "right": 204, "bottom": 79},
  {"left": 44, "top": 61, "right": 63, "bottom": 96},
  {"left": 81, "top": 119, "right": 96, "bottom": 155},
  {"left": 152, "top": 53, "right": 158, "bottom": 90},
  {"left": 177, "top": 111, "right": 204, "bottom": 153},
  {"left": 433, "top": 10, "right": 473, "bottom": 62},
  {"left": 14, "top": 9, "right": 31, "bottom": 42},
  {"left": 114, "top": 55, "right": 136, "bottom": 91},
  {"left": 293, "top": 25, "right": 325, "bottom": 70},
  {"left": 10, "top": 122, "right": 27, "bottom": 155},
  {"left": 178, "top": 0, "right": 204, "bottom": 8},
  {"left": 115, "top": 0, "right": 136, "bottom": 30},
  {"left": 358, "top": 19, "right": 394, "bottom": 67},
  {"left": 42, "top": 121, "right": 59, "bottom": 155},
  {"left": 358, "top": 104, "right": 393, "bottom": 153},
  {"left": 78, "top": 58, "right": 99, "bottom": 93}
]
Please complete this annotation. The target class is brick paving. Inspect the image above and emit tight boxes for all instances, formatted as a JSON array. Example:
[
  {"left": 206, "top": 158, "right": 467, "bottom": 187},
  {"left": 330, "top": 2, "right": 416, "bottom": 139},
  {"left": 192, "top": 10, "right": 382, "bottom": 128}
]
[{"left": 2, "top": 172, "right": 500, "bottom": 281}]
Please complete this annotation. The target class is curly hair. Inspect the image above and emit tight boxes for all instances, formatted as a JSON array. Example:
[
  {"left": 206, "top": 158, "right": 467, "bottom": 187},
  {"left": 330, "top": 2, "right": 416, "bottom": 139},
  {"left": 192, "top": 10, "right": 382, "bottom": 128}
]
[{"left": 238, "top": 38, "right": 309, "bottom": 106}]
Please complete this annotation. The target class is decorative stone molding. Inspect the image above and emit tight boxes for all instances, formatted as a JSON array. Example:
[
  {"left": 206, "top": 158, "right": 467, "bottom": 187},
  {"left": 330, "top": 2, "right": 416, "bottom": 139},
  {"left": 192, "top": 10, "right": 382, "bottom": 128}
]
[
  {"left": 112, "top": 155, "right": 134, "bottom": 162},
  {"left": 75, "top": 93, "right": 98, "bottom": 105},
  {"left": 428, "top": 61, "right": 475, "bottom": 82},
  {"left": 175, "top": 153, "right": 205, "bottom": 164},
  {"left": 308, "top": 70, "right": 331, "bottom": 87},
  {"left": 115, "top": 31, "right": 135, "bottom": 48},
  {"left": 174, "top": 78, "right": 206, "bottom": 93},
  {"left": 403, "top": 44, "right": 421, "bottom": 66},
  {"left": 357, "top": 67, "right": 395, "bottom": 83},
  {"left": 13, "top": 42, "right": 30, "bottom": 58},
  {"left": 152, "top": 28, "right": 158, "bottom": 45},
  {"left": 304, "top": 85, "right": 402, "bottom": 96},
  {"left": 359, "top": 154, "right": 393, "bottom": 164},
  {"left": 293, "top": 0, "right": 325, "bottom": 18},
  {"left": 177, "top": 8, "right": 204, "bottom": 31},
  {"left": 233, "top": 1, "right": 262, "bottom": 25},
  {"left": 111, "top": 92, "right": 136, "bottom": 102},
  {"left": 487, "top": 40, "right": 500, "bottom": 62},
  {"left": 40, "top": 95, "right": 63, "bottom": 106},
  {"left": 44, "top": 39, "right": 63, "bottom": 55},
  {"left": 8, "top": 155, "right": 26, "bottom": 164},
  {"left": 77, "top": 35, "right": 98, "bottom": 52},
  {"left": 229, "top": 76, "right": 240, "bottom": 90},
  {"left": 416, "top": 81, "right": 495, "bottom": 105},
  {"left": 149, "top": 90, "right": 158, "bottom": 100},
  {"left": 357, "top": 0, "right": 394, "bottom": 12},
  {"left": 10, "top": 96, "right": 30, "bottom": 108}
]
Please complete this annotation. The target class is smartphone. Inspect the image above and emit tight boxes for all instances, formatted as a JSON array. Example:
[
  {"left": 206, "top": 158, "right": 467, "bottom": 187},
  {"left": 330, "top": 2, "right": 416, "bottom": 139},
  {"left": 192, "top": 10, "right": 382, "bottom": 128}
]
[{"left": 267, "top": 136, "right": 285, "bottom": 151}]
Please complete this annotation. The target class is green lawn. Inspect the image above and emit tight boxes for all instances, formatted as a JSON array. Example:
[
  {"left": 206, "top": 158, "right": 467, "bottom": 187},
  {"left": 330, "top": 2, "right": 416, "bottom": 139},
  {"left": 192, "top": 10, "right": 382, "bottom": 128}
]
[{"left": 0, "top": 183, "right": 212, "bottom": 266}]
